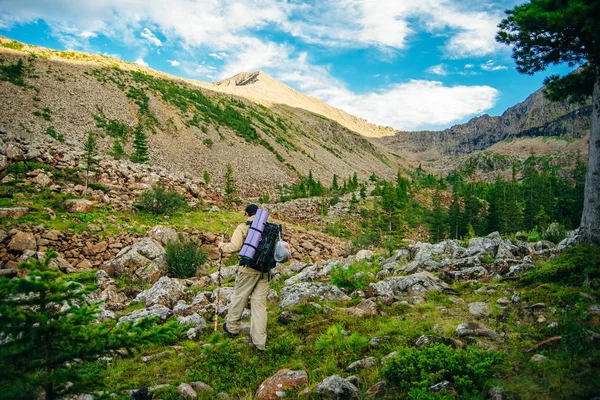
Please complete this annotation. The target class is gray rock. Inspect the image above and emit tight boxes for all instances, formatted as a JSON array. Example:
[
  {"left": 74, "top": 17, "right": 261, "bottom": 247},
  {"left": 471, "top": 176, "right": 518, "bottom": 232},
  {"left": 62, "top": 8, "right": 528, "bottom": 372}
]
[
  {"left": 0, "top": 269, "right": 17, "bottom": 278},
  {"left": 316, "top": 375, "right": 359, "bottom": 399},
  {"left": 415, "top": 335, "right": 432, "bottom": 348},
  {"left": 445, "top": 266, "right": 488, "bottom": 281},
  {"left": 177, "top": 383, "right": 197, "bottom": 399},
  {"left": 468, "top": 302, "right": 491, "bottom": 318},
  {"left": 148, "top": 226, "right": 178, "bottom": 246},
  {"left": 118, "top": 305, "right": 172, "bottom": 324},
  {"left": 367, "top": 271, "right": 450, "bottom": 298},
  {"left": 530, "top": 354, "right": 549, "bottom": 363},
  {"left": 355, "top": 250, "right": 373, "bottom": 262},
  {"left": 135, "top": 276, "right": 186, "bottom": 308},
  {"left": 64, "top": 199, "right": 94, "bottom": 213},
  {"left": 280, "top": 283, "right": 351, "bottom": 308},
  {"left": 177, "top": 313, "right": 206, "bottom": 328},
  {"left": 489, "top": 386, "right": 506, "bottom": 400},
  {"left": 456, "top": 322, "right": 498, "bottom": 339},
  {"left": 346, "top": 356, "right": 376, "bottom": 372},
  {"left": 130, "top": 237, "right": 165, "bottom": 260}
]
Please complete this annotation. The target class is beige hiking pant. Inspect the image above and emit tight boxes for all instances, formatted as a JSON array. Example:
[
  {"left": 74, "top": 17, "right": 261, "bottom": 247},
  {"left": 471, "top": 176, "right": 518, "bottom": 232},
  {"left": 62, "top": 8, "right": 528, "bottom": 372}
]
[{"left": 226, "top": 266, "right": 269, "bottom": 350}]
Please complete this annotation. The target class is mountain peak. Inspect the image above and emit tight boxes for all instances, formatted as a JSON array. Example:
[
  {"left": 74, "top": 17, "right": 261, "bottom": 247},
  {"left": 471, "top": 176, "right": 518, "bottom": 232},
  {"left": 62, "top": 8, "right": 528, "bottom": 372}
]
[{"left": 215, "top": 70, "right": 274, "bottom": 87}]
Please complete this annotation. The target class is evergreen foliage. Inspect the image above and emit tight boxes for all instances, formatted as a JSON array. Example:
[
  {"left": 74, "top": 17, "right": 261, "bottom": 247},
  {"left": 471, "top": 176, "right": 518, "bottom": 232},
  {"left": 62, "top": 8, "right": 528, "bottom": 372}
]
[
  {"left": 224, "top": 163, "right": 238, "bottom": 204},
  {"left": 82, "top": 132, "right": 99, "bottom": 198},
  {"left": 135, "top": 181, "right": 188, "bottom": 215},
  {"left": 132, "top": 124, "right": 149, "bottom": 163},
  {"left": 0, "top": 252, "right": 177, "bottom": 400}
]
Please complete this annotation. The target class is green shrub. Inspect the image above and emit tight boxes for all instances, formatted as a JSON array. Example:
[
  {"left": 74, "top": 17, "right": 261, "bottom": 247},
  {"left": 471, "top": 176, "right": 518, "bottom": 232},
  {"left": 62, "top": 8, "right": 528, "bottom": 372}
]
[
  {"left": 528, "top": 244, "right": 600, "bottom": 286},
  {"left": 543, "top": 222, "right": 566, "bottom": 244},
  {"left": 330, "top": 261, "right": 377, "bottom": 293},
  {"left": 165, "top": 238, "right": 208, "bottom": 278},
  {"left": 203, "top": 138, "right": 213, "bottom": 148},
  {"left": 382, "top": 343, "right": 504, "bottom": 397},
  {"left": 135, "top": 182, "right": 188, "bottom": 215},
  {"left": 315, "top": 324, "right": 368, "bottom": 356},
  {"left": 527, "top": 227, "right": 541, "bottom": 242}
]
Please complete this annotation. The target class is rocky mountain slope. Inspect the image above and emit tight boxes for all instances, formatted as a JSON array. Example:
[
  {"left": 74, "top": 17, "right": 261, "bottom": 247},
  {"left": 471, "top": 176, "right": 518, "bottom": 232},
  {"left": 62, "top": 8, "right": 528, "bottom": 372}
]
[
  {"left": 0, "top": 37, "right": 402, "bottom": 194},
  {"left": 194, "top": 71, "right": 396, "bottom": 138},
  {"left": 376, "top": 87, "right": 591, "bottom": 158}
]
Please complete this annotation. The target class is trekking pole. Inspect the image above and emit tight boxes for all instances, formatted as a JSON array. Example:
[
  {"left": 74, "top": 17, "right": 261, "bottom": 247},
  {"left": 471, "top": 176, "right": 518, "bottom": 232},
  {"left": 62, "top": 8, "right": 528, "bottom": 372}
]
[{"left": 214, "top": 228, "right": 229, "bottom": 332}]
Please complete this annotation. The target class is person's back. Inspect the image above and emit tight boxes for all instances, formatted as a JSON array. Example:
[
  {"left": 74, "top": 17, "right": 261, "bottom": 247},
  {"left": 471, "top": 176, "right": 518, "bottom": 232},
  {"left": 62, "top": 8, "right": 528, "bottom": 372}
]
[{"left": 218, "top": 204, "right": 269, "bottom": 351}]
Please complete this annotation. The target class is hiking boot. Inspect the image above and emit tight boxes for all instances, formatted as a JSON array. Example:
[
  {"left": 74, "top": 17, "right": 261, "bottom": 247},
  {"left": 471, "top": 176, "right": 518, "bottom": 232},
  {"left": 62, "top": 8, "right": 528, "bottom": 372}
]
[{"left": 223, "top": 322, "right": 239, "bottom": 337}]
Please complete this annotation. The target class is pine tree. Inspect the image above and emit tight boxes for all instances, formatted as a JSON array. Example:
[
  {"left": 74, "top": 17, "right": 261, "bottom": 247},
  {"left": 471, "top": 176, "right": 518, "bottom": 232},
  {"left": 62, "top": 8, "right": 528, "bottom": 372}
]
[
  {"left": 224, "top": 163, "right": 239, "bottom": 204},
  {"left": 380, "top": 181, "right": 399, "bottom": 232},
  {"left": 132, "top": 124, "right": 149, "bottom": 163},
  {"left": 82, "top": 131, "right": 99, "bottom": 198},
  {"left": 0, "top": 252, "right": 176, "bottom": 400},
  {"left": 448, "top": 186, "right": 463, "bottom": 239},
  {"left": 203, "top": 170, "right": 211, "bottom": 185},
  {"left": 332, "top": 174, "right": 339, "bottom": 192},
  {"left": 497, "top": 0, "right": 600, "bottom": 244},
  {"left": 430, "top": 189, "right": 447, "bottom": 243},
  {"left": 111, "top": 138, "right": 125, "bottom": 160}
]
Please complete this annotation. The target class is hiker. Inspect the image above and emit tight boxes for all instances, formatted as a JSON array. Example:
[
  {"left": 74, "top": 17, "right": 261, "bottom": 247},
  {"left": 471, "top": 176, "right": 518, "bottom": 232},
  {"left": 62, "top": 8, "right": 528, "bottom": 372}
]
[{"left": 218, "top": 203, "right": 269, "bottom": 351}]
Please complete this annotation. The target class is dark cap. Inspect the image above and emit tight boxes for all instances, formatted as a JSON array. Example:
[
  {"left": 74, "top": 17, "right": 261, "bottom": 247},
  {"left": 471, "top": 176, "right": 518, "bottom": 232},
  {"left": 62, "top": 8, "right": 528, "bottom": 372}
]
[{"left": 245, "top": 204, "right": 258, "bottom": 216}]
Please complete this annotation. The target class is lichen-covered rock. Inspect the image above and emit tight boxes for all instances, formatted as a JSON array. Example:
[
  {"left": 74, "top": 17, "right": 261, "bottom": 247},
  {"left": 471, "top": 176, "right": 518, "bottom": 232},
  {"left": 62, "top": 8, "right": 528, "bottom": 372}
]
[
  {"left": 64, "top": 199, "right": 94, "bottom": 213},
  {"left": 8, "top": 231, "right": 36, "bottom": 252},
  {"left": 0, "top": 207, "right": 28, "bottom": 220},
  {"left": 134, "top": 276, "right": 186, "bottom": 308},
  {"left": 445, "top": 266, "right": 488, "bottom": 281},
  {"left": 366, "top": 272, "right": 449, "bottom": 298},
  {"left": 346, "top": 357, "right": 376, "bottom": 372},
  {"left": 279, "top": 282, "right": 351, "bottom": 308},
  {"left": 316, "top": 375, "right": 359, "bottom": 399},
  {"left": 118, "top": 304, "right": 172, "bottom": 324},
  {"left": 468, "top": 302, "right": 491, "bottom": 318},
  {"left": 455, "top": 322, "right": 498, "bottom": 339},
  {"left": 177, "top": 313, "right": 206, "bottom": 328},
  {"left": 103, "top": 238, "right": 167, "bottom": 283},
  {"left": 149, "top": 225, "right": 178, "bottom": 246},
  {"left": 177, "top": 383, "right": 197, "bottom": 400},
  {"left": 348, "top": 299, "right": 379, "bottom": 317},
  {"left": 255, "top": 369, "right": 308, "bottom": 400}
]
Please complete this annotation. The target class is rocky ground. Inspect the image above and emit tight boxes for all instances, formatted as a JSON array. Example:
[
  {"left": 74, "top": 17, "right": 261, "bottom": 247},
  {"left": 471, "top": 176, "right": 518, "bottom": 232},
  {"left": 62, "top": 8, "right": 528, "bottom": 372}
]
[{"left": 44, "top": 228, "right": 597, "bottom": 399}]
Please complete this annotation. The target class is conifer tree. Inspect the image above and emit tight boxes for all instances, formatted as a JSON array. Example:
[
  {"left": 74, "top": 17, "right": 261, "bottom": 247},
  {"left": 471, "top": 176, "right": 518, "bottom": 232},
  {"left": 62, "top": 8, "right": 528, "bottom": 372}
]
[
  {"left": 112, "top": 138, "right": 125, "bottom": 160},
  {"left": 0, "top": 252, "right": 176, "bottom": 400},
  {"left": 82, "top": 131, "right": 99, "bottom": 198},
  {"left": 224, "top": 163, "right": 239, "bottom": 204},
  {"left": 132, "top": 124, "right": 149, "bottom": 163},
  {"left": 497, "top": 0, "right": 600, "bottom": 244},
  {"left": 448, "top": 186, "right": 463, "bottom": 239},
  {"left": 431, "top": 189, "right": 447, "bottom": 243},
  {"left": 332, "top": 174, "right": 339, "bottom": 192}
]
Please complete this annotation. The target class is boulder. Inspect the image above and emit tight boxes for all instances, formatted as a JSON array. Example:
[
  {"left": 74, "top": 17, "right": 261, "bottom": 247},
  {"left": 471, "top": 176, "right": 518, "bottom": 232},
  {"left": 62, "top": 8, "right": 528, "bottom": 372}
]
[
  {"left": 348, "top": 299, "right": 379, "bottom": 317},
  {"left": 8, "top": 231, "right": 37, "bottom": 252},
  {"left": 190, "top": 382, "right": 214, "bottom": 393},
  {"left": 255, "top": 369, "right": 308, "bottom": 400},
  {"left": 279, "top": 282, "right": 351, "bottom": 308},
  {"left": 134, "top": 276, "right": 186, "bottom": 308},
  {"left": 64, "top": 199, "right": 94, "bottom": 213},
  {"left": 177, "top": 313, "right": 206, "bottom": 328},
  {"left": 0, "top": 207, "right": 29, "bottom": 220},
  {"left": 455, "top": 322, "right": 498, "bottom": 339},
  {"left": 346, "top": 357, "right": 376, "bottom": 372},
  {"left": 118, "top": 304, "right": 172, "bottom": 324},
  {"left": 148, "top": 225, "right": 178, "bottom": 246},
  {"left": 355, "top": 250, "right": 373, "bottom": 262},
  {"left": 366, "top": 272, "right": 450, "bottom": 298},
  {"left": 316, "top": 375, "right": 359, "bottom": 399},
  {"left": 468, "top": 302, "right": 491, "bottom": 318},
  {"left": 83, "top": 241, "right": 108, "bottom": 256},
  {"left": 445, "top": 266, "right": 488, "bottom": 281},
  {"left": 177, "top": 383, "right": 197, "bottom": 400}
]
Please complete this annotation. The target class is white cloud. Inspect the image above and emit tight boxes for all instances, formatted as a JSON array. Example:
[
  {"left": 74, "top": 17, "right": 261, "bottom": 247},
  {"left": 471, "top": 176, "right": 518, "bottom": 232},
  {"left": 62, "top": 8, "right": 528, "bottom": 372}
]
[
  {"left": 426, "top": 64, "right": 448, "bottom": 76},
  {"left": 141, "top": 27, "right": 162, "bottom": 46},
  {"left": 168, "top": 59, "right": 180, "bottom": 67},
  {"left": 464, "top": 64, "right": 474, "bottom": 69},
  {"left": 480, "top": 60, "right": 508, "bottom": 71},
  {"left": 209, "top": 52, "right": 228, "bottom": 59},
  {"left": 135, "top": 58, "right": 149, "bottom": 67},
  {"left": 195, "top": 63, "right": 217, "bottom": 75}
]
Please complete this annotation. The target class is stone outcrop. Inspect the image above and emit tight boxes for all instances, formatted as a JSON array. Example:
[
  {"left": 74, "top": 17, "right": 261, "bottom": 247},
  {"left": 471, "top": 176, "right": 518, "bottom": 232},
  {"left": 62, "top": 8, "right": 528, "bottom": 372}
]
[
  {"left": 255, "top": 369, "right": 308, "bottom": 400},
  {"left": 279, "top": 283, "right": 351, "bottom": 308},
  {"left": 316, "top": 375, "right": 360, "bottom": 399}
]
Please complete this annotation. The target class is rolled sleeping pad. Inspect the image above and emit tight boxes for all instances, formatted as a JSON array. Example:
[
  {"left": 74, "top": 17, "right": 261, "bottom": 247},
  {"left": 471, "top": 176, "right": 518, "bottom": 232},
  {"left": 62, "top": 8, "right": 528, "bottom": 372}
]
[{"left": 239, "top": 208, "right": 269, "bottom": 260}]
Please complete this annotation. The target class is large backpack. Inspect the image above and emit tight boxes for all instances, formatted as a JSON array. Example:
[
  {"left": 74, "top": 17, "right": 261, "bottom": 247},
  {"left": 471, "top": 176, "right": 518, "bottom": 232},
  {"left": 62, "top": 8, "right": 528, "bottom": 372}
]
[{"left": 239, "top": 221, "right": 282, "bottom": 273}]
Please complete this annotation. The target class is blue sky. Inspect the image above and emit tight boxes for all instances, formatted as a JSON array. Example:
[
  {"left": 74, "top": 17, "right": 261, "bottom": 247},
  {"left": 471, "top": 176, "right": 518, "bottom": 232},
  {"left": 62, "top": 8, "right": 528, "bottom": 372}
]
[{"left": 0, "top": 0, "right": 574, "bottom": 131}]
